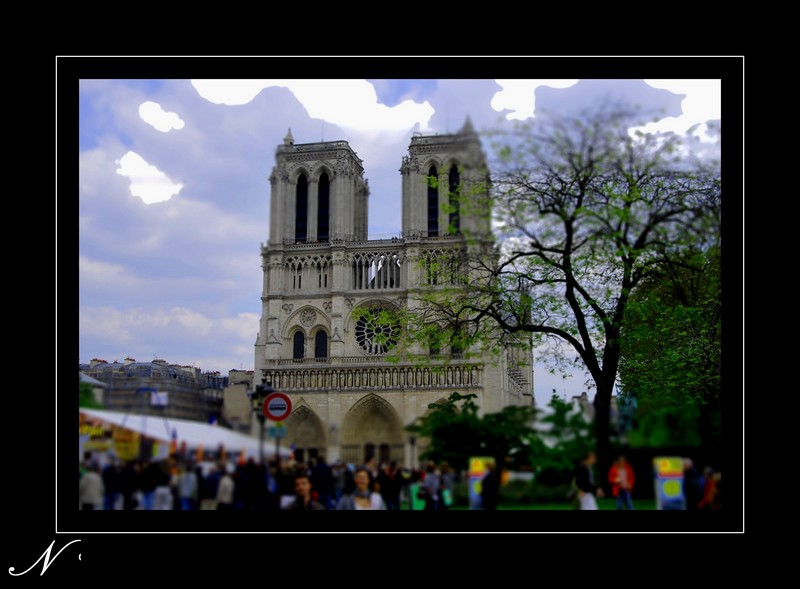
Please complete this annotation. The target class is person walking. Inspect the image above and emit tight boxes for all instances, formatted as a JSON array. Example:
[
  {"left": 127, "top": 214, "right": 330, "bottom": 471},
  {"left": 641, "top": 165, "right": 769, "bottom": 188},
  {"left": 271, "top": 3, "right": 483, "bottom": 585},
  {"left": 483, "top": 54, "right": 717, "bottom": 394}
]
[
  {"left": 481, "top": 461, "right": 499, "bottom": 510},
  {"left": 439, "top": 461, "right": 456, "bottom": 510},
  {"left": 79, "top": 462, "right": 105, "bottom": 510},
  {"left": 336, "top": 467, "right": 386, "bottom": 510},
  {"left": 420, "top": 462, "right": 441, "bottom": 511},
  {"left": 311, "top": 457, "right": 335, "bottom": 510},
  {"left": 176, "top": 463, "right": 199, "bottom": 510},
  {"left": 607, "top": 454, "right": 635, "bottom": 510},
  {"left": 216, "top": 464, "right": 236, "bottom": 511},
  {"left": 376, "top": 461, "right": 403, "bottom": 511},
  {"left": 101, "top": 459, "right": 122, "bottom": 511},
  {"left": 283, "top": 472, "right": 327, "bottom": 510},
  {"left": 139, "top": 460, "right": 160, "bottom": 511},
  {"left": 575, "top": 451, "right": 604, "bottom": 510}
]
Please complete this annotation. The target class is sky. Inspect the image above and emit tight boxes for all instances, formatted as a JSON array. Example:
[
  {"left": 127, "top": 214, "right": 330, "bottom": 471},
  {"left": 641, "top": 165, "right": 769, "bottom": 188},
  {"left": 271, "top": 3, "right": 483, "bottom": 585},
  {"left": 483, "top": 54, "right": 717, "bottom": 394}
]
[{"left": 76, "top": 73, "right": 722, "bottom": 408}]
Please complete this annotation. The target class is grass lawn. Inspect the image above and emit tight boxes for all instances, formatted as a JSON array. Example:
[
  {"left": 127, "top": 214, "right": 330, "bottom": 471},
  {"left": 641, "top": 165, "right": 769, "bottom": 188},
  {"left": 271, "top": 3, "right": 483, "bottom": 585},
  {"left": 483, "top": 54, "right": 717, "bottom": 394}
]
[
  {"left": 443, "top": 498, "right": 656, "bottom": 510},
  {"left": 501, "top": 498, "right": 655, "bottom": 510}
]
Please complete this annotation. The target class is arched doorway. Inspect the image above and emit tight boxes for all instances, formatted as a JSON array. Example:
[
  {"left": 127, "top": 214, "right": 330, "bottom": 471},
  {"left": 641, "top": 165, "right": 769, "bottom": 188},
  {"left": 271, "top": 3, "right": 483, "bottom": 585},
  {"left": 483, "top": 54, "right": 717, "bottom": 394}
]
[
  {"left": 339, "top": 393, "right": 405, "bottom": 466},
  {"left": 283, "top": 405, "right": 326, "bottom": 463}
]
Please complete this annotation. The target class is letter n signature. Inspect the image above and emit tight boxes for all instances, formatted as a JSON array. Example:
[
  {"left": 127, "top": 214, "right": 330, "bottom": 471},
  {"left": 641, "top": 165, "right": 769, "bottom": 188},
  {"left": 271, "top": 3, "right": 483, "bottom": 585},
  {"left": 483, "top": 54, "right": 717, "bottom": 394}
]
[{"left": 8, "top": 540, "right": 81, "bottom": 577}]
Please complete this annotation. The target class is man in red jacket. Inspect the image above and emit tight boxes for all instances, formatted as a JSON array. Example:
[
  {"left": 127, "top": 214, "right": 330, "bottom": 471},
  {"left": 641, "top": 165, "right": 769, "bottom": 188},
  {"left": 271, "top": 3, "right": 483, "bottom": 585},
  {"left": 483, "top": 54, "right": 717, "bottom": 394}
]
[{"left": 608, "top": 455, "right": 635, "bottom": 510}]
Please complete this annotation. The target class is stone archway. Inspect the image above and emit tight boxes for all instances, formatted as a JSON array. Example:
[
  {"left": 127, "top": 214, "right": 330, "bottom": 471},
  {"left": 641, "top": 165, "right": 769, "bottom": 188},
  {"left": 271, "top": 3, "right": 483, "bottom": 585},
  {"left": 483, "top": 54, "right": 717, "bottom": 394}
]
[
  {"left": 339, "top": 393, "right": 405, "bottom": 466},
  {"left": 283, "top": 404, "right": 326, "bottom": 463}
]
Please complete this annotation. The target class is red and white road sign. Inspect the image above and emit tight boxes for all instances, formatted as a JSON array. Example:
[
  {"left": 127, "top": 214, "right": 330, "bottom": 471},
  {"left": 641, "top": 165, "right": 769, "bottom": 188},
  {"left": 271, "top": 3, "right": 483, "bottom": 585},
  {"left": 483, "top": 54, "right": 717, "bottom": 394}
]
[{"left": 263, "top": 392, "right": 292, "bottom": 421}]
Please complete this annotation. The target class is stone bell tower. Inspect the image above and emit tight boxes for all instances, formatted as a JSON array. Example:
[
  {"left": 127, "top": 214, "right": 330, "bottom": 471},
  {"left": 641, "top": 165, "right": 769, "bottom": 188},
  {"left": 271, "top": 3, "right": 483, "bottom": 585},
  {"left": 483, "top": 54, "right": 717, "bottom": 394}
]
[
  {"left": 400, "top": 117, "right": 491, "bottom": 241},
  {"left": 267, "top": 129, "right": 370, "bottom": 247},
  {"left": 254, "top": 120, "right": 533, "bottom": 468}
]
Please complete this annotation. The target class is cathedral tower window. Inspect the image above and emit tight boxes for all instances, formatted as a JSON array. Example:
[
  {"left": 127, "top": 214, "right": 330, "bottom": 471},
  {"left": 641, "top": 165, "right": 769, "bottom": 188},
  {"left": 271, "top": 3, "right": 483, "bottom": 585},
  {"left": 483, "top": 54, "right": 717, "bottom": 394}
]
[
  {"left": 295, "top": 174, "right": 308, "bottom": 243},
  {"left": 317, "top": 172, "right": 330, "bottom": 242},
  {"left": 427, "top": 166, "right": 438, "bottom": 237},
  {"left": 449, "top": 165, "right": 460, "bottom": 234}
]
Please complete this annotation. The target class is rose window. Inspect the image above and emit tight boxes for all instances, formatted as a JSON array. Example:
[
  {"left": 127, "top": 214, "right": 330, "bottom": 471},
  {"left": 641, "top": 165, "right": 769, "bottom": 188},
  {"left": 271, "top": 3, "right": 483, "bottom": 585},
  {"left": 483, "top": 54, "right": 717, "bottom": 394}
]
[{"left": 354, "top": 307, "right": 399, "bottom": 355}]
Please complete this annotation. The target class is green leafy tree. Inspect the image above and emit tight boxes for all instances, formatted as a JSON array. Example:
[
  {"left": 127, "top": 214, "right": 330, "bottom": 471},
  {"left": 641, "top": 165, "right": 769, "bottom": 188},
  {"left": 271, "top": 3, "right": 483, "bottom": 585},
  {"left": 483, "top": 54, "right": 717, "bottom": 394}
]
[
  {"left": 407, "top": 392, "right": 537, "bottom": 475},
  {"left": 618, "top": 245, "right": 721, "bottom": 449},
  {"left": 618, "top": 246, "right": 721, "bottom": 404},
  {"left": 79, "top": 381, "right": 103, "bottom": 409},
  {"left": 393, "top": 106, "right": 721, "bottom": 479},
  {"left": 531, "top": 394, "right": 594, "bottom": 482}
]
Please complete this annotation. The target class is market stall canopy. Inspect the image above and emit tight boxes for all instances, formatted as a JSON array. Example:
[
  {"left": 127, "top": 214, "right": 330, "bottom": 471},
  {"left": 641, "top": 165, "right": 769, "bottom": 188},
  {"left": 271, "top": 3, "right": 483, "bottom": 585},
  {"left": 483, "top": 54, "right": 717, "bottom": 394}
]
[{"left": 79, "top": 408, "right": 291, "bottom": 459}]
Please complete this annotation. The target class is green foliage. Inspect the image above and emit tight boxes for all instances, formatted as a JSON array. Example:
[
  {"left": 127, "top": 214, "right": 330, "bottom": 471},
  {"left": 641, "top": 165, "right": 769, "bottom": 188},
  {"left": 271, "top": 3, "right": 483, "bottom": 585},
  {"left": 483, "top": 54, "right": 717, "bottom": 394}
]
[
  {"left": 495, "top": 477, "right": 575, "bottom": 505},
  {"left": 529, "top": 394, "right": 594, "bottom": 477},
  {"left": 79, "top": 381, "right": 103, "bottom": 409},
  {"left": 628, "top": 401, "right": 703, "bottom": 449},
  {"left": 499, "top": 479, "right": 534, "bottom": 504},
  {"left": 618, "top": 247, "right": 721, "bottom": 404},
  {"left": 407, "top": 392, "right": 537, "bottom": 473}
]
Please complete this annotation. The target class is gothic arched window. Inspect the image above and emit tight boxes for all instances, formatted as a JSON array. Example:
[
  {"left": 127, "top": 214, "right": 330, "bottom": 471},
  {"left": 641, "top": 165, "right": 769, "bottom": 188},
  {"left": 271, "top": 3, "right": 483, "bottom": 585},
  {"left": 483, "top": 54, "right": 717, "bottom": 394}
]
[
  {"left": 314, "top": 330, "right": 328, "bottom": 359},
  {"left": 295, "top": 174, "right": 308, "bottom": 243},
  {"left": 427, "top": 166, "right": 438, "bottom": 237},
  {"left": 317, "top": 172, "right": 330, "bottom": 242},
  {"left": 293, "top": 331, "right": 305, "bottom": 360},
  {"left": 449, "top": 165, "right": 460, "bottom": 234}
]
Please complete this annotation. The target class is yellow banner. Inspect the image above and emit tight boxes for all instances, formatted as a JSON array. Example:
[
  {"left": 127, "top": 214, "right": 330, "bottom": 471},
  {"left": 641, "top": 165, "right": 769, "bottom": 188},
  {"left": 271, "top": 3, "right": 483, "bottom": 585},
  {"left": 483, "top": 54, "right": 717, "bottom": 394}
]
[
  {"left": 113, "top": 426, "right": 141, "bottom": 461},
  {"left": 469, "top": 456, "right": 495, "bottom": 476},
  {"left": 654, "top": 456, "right": 683, "bottom": 477}
]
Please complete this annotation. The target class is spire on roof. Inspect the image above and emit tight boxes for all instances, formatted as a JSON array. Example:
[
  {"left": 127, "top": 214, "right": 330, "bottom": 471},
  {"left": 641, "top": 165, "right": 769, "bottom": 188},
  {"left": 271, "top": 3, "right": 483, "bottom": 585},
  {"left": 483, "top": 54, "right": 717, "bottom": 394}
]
[
  {"left": 283, "top": 128, "right": 294, "bottom": 145},
  {"left": 460, "top": 116, "right": 475, "bottom": 135}
]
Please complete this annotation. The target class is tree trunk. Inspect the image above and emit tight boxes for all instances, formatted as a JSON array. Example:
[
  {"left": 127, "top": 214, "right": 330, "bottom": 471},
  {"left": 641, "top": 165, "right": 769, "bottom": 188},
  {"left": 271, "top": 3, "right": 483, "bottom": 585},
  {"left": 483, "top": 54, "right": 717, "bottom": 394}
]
[{"left": 593, "top": 387, "right": 612, "bottom": 495}]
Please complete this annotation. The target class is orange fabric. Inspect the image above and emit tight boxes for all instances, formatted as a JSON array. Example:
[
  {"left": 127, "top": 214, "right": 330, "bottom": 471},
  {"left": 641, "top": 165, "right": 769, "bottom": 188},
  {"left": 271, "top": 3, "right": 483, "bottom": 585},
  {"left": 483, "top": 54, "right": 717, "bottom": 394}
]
[{"left": 608, "top": 463, "right": 635, "bottom": 497}]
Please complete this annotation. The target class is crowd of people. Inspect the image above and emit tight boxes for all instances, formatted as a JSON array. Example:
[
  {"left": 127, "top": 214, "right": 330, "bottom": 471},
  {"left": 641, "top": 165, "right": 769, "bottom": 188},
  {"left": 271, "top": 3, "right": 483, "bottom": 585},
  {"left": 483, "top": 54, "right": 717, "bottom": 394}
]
[
  {"left": 572, "top": 451, "right": 722, "bottom": 511},
  {"left": 79, "top": 453, "right": 463, "bottom": 511},
  {"left": 79, "top": 450, "right": 722, "bottom": 511}
]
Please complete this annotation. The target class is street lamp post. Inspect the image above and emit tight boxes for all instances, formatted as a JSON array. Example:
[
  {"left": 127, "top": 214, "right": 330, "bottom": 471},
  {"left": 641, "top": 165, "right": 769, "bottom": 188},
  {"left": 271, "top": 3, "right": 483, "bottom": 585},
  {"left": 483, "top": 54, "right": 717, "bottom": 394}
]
[{"left": 249, "top": 379, "right": 273, "bottom": 465}]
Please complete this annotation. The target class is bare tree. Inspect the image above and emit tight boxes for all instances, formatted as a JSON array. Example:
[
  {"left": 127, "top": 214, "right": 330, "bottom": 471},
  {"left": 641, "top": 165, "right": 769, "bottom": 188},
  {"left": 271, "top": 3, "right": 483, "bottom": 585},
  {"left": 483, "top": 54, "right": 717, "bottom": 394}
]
[{"left": 395, "top": 106, "right": 722, "bottom": 478}]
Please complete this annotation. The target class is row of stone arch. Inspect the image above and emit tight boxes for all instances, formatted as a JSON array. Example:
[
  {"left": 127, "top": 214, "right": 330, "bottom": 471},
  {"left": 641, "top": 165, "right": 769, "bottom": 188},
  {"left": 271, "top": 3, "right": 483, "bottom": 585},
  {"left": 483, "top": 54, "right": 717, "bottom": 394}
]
[{"left": 266, "top": 365, "right": 481, "bottom": 391}]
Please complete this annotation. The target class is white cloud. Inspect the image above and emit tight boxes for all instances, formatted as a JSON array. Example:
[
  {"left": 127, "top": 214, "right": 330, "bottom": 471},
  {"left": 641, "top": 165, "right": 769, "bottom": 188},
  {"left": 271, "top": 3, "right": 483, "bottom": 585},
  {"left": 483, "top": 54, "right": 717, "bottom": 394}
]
[
  {"left": 191, "top": 79, "right": 435, "bottom": 132},
  {"left": 79, "top": 306, "right": 259, "bottom": 373},
  {"left": 220, "top": 312, "right": 261, "bottom": 340},
  {"left": 169, "top": 307, "right": 214, "bottom": 333},
  {"left": 190, "top": 79, "right": 275, "bottom": 105},
  {"left": 138, "top": 101, "right": 185, "bottom": 132},
  {"left": 632, "top": 79, "right": 721, "bottom": 141},
  {"left": 115, "top": 151, "right": 183, "bottom": 204},
  {"left": 79, "top": 256, "right": 136, "bottom": 287},
  {"left": 491, "top": 79, "right": 580, "bottom": 120}
]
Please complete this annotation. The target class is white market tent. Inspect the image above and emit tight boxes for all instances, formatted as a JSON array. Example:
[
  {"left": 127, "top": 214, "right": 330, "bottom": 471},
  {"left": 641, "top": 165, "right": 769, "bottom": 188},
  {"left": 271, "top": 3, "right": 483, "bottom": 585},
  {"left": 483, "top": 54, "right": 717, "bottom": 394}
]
[{"left": 79, "top": 408, "right": 291, "bottom": 459}]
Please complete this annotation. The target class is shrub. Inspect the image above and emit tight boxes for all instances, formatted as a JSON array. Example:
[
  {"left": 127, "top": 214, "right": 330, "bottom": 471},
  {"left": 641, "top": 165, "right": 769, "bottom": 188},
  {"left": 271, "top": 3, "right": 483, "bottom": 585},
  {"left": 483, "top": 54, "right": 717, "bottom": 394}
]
[
  {"left": 499, "top": 479, "right": 533, "bottom": 505},
  {"left": 530, "top": 482, "right": 573, "bottom": 504}
]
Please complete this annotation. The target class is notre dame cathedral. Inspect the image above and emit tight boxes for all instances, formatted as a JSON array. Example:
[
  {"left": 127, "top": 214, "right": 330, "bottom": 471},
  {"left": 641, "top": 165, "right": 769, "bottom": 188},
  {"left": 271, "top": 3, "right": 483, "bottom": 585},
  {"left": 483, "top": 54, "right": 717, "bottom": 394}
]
[{"left": 254, "top": 118, "right": 533, "bottom": 467}]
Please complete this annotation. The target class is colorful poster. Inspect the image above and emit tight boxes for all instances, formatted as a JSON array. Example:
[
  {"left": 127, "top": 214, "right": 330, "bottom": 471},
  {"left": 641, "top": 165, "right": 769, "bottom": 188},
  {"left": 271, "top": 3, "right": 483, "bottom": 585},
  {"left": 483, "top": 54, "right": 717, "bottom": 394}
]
[
  {"left": 468, "top": 456, "right": 495, "bottom": 510},
  {"left": 79, "top": 420, "right": 113, "bottom": 453},
  {"left": 112, "top": 426, "right": 141, "bottom": 461},
  {"left": 653, "top": 456, "right": 686, "bottom": 510}
]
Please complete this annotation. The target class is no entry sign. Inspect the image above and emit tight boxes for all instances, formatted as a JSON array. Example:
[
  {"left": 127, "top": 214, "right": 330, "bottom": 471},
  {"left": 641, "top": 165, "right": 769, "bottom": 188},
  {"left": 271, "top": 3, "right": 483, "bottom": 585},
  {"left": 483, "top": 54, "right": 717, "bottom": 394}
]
[{"left": 263, "top": 392, "right": 292, "bottom": 421}]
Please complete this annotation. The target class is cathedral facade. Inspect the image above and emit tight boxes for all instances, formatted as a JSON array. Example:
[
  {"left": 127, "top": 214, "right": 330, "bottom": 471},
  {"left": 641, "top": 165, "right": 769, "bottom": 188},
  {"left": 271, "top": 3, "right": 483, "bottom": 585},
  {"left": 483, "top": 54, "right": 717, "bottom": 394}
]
[{"left": 254, "top": 120, "right": 533, "bottom": 468}]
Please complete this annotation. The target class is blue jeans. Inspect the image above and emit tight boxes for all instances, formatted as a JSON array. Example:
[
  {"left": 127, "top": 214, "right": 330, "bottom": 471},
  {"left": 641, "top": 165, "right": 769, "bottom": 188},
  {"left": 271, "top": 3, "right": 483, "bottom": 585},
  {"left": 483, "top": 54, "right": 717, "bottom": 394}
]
[
  {"left": 616, "top": 489, "right": 634, "bottom": 510},
  {"left": 141, "top": 491, "right": 155, "bottom": 510},
  {"left": 104, "top": 492, "right": 120, "bottom": 511}
]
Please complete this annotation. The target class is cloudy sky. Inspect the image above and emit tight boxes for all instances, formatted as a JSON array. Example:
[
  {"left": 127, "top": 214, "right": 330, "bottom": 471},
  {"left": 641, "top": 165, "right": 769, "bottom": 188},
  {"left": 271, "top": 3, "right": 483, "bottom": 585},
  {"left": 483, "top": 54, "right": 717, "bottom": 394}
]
[{"left": 76, "top": 68, "right": 722, "bottom": 407}]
